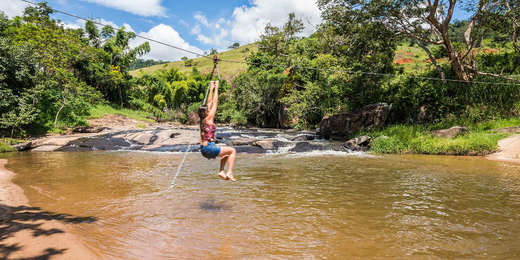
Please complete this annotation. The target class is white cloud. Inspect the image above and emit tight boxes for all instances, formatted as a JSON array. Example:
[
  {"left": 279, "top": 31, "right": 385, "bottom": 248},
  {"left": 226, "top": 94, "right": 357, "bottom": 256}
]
[
  {"left": 0, "top": 1, "right": 29, "bottom": 18},
  {"left": 191, "top": 0, "right": 322, "bottom": 49},
  {"left": 229, "top": 0, "right": 322, "bottom": 43},
  {"left": 61, "top": 18, "right": 120, "bottom": 31},
  {"left": 194, "top": 13, "right": 210, "bottom": 27},
  {"left": 131, "top": 24, "right": 203, "bottom": 61},
  {"left": 191, "top": 24, "right": 201, "bottom": 35},
  {"left": 81, "top": 0, "right": 167, "bottom": 17},
  {"left": 122, "top": 23, "right": 134, "bottom": 33},
  {"left": 197, "top": 29, "right": 229, "bottom": 47},
  {"left": 61, "top": 21, "right": 82, "bottom": 30}
]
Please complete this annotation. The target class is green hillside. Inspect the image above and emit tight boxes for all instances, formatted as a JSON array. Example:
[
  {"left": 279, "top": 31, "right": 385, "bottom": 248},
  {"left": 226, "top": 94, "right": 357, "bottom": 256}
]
[
  {"left": 130, "top": 44, "right": 257, "bottom": 80},
  {"left": 130, "top": 42, "right": 513, "bottom": 81}
]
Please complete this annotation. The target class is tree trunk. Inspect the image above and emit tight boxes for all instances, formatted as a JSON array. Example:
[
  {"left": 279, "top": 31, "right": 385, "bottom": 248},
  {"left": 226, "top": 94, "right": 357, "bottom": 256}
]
[
  {"left": 54, "top": 103, "right": 65, "bottom": 128},
  {"left": 10, "top": 127, "right": 14, "bottom": 139},
  {"left": 440, "top": 22, "right": 471, "bottom": 81},
  {"left": 427, "top": 0, "right": 472, "bottom": 82},
  {"left": 119, "top": 85, "right": 123, "bottom": 108}
]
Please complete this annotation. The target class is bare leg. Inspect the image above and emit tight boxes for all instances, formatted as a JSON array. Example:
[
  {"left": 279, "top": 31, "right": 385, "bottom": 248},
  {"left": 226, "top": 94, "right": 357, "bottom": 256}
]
[
  {"left": 226, "top": 151, "right": 236, "bottom": 181},
  {"left": 218, "top": 156, "right": 229, "bottom": 180},
  {"left": 218, "top": 147, "right": 237, "bottom": 181}
]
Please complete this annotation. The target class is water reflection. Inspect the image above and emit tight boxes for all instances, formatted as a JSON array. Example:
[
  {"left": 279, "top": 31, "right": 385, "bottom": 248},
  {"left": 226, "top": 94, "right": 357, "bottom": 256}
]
[{"left": 3, "top": 152, "right": 520, "bottom": 259}]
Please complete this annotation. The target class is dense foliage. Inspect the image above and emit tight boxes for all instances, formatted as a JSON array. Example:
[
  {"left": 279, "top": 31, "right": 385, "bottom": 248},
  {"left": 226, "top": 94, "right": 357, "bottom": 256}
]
[
  {"left": 131, "top": 67, "right": 229, "bottom": 122},
  {"left": 226, "top": 5, "right": 520, "bottom": 129},
  {"left": 0, "top": 3, "right": 150, "bottom": 136}
]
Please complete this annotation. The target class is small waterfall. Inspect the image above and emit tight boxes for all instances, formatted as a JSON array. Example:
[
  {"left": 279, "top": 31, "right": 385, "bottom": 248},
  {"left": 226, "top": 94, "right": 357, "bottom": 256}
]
[{"left": 273, "top": 143, "right": 297, "bottom": 154}]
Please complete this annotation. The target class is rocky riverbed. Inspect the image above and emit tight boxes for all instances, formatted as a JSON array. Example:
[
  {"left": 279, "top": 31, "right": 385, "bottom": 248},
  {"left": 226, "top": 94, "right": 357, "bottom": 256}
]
[{"left": 14, "top": 116, "right": 345, "bottom": 154}]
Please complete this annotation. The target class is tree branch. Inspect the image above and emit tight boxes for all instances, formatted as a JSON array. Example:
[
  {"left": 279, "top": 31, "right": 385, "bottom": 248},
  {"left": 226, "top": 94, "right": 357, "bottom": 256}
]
[
  {"left": 470, "top": 69, "right": 520, "bottom": 83},
  {"left": 415, "top": 40, "right": 446, "bottom": 82},
  {"left": 443, "top": 0, "right": 457, "bottom": 30}
]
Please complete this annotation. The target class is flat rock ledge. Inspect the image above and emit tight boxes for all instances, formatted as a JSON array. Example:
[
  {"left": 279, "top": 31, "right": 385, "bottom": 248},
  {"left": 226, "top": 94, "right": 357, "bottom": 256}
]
[{"left": 14, "top": 126, "right": 342, "bottom": 154}]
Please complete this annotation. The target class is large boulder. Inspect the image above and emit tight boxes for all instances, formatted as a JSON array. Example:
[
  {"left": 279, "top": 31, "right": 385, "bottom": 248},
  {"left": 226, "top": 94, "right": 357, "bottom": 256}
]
[
  {"left": 344, "top": 135, "right": 371, "bottom": 151},
  {"left": 62, "top": 136, "right": 131, "bottom": 150},
  {"left": 71, "top": 126, "right": 106, "bottom": 134},
  {"left": 228, "top": 138, "right": 256, "bottom": 146},
  {"left": 432, "top": 126, "right": 469, "bottom": 138},
  {"left": 318, "top": 103, "right": 391, "bottom": 139}
]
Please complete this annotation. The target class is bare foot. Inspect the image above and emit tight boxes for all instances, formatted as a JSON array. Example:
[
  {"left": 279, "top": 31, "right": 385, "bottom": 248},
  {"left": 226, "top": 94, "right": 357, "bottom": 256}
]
[
  {"left": 218, "top": 171, "right": 229, "bottom": 180},
  {"left": 226, "top": 172, "right": 236, "bottom": 182}
]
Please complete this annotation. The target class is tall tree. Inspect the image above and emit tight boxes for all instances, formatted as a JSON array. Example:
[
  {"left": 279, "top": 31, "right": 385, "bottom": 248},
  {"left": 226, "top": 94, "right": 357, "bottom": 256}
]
[
  {"left": 318, "top": 0, "right": 518, "bottom": 82},
  {"left": 100, "top": 25, "right": 150, "bottom": 107}
]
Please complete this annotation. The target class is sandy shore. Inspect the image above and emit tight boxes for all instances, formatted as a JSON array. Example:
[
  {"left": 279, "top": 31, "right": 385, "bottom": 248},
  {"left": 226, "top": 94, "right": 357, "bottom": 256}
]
[
  {"left": 487, "top": 135, "right": 520, "bottom": 164},
  {"left": 0, "top": 159, "right": 98, "bottom": 259}
]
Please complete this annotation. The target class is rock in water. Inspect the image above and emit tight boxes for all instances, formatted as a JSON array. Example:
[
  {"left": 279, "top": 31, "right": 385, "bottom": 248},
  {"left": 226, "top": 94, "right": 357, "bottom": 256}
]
[
  {"left": 318, "top": 103, "right": 391, "bottom": 139},
  {"left": 253, "top": 140, "right": 277, "bottom": 150},
  {"left": 13, "top": 141, "right": 33, "bottom": 151},
  {"left": 344, "top": 136, "right": 371, "bottom": 151},
  {"left": 431, "top": 126, "right": 469, "bottom": 138}
]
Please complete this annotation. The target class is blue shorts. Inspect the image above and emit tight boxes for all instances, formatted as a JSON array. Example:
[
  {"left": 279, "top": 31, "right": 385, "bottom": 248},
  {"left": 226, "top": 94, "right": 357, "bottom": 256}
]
[{"left": 200, "top": 142, "right": 221, "bottom": 159}]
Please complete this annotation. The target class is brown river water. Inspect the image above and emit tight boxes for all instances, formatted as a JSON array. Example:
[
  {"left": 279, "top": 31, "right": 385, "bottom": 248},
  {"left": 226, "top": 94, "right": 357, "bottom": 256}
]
[{"left": 4, "top": 151, "right": 520, "bottom": 259}]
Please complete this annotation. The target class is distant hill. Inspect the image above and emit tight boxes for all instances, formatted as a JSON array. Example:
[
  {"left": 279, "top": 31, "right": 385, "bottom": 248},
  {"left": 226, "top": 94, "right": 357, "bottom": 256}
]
[
  {"left": 130, "top": 44, "right": 257, "bottom": 80},
  {"left": 131, "top": 42, "right": 509, "bottom": 79},
  {"left": 129, "top": 59, "right": 169, "bottom": 70}
]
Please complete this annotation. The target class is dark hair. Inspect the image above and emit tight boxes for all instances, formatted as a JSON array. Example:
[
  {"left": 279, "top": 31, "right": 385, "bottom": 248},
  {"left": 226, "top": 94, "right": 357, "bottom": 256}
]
[{"left": 198, "top": 106, "right": 208, "bottom": 123}]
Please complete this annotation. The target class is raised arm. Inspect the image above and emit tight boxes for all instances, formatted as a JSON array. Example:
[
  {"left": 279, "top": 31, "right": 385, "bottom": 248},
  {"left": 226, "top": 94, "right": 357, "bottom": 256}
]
[
  {"left": 206, "top": 81, "right": 215, "bottom": 108},
  {"left": 207, "top": 81, "right": 219, "bottom": 120}
]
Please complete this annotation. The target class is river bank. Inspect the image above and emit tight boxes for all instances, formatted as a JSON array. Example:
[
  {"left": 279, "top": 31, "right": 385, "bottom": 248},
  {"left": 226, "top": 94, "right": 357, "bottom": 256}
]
[
  {"left": 0, "top": 159, "right": 97, "bottom": 259},
  {"left": 4, "top": 114, "right": 520, "bottom": 164}
]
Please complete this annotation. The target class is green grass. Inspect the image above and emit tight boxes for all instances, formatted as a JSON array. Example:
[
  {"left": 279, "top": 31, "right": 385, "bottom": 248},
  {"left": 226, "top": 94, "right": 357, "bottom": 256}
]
[
  {"left": 88, "top": 104, "right": 155, "bottom": 122},
  {"left": 130, "top": 44, "right": 257, "bottom": 79},
  {"left": 0, "top": 141, "right": 15, "bottom": 153},
  {"left": 365, "top": 117, "right": 520, "bottom": 155}
]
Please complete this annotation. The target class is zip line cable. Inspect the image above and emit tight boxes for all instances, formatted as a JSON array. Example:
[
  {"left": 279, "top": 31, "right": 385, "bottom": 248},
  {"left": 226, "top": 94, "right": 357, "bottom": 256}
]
[
  {"left": 19, "top": 0, "right": 520, "bottom": 87},
  {"left": 169, "top": 145, "right": 192, "bottom": 189},
  {"left": 19, "top": 0, "right": 211, "bottom": 59}
]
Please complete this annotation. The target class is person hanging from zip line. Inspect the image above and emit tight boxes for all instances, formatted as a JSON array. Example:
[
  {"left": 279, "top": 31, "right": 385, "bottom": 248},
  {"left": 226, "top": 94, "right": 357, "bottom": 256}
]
[{"left": 198, "top": 80, "right": 237, "bottom": 181}]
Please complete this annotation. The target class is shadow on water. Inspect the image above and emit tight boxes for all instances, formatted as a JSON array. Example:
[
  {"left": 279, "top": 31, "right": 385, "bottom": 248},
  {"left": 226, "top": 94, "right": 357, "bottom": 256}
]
[
  {"left": 0, "top": 204, "right": 97, "bottom": 260},
  {"left": 199, "top": 198, "right": 231, "bottom": 212}
]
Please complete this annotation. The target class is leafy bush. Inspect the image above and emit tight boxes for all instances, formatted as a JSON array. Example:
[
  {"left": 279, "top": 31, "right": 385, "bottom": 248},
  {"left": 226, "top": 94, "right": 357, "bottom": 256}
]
[{"left": 368, "top": 124, "right": 510, "bottom": 155}]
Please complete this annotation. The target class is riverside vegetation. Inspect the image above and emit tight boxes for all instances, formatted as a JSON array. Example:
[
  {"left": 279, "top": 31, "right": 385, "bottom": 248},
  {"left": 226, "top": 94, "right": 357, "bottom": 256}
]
[{"left": 1, "top": 1, "right": 520, "bottom": 155}]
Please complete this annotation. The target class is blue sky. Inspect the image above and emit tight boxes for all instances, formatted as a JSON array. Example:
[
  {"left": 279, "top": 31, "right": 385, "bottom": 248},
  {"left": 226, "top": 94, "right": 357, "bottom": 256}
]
[{"left": 1, "top": 0, "right": 473, "bottom": 61}]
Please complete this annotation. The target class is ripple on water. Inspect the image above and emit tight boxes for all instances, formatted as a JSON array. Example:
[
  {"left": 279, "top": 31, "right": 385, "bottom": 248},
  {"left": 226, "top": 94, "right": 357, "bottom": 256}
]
[{"left": 4, "top": 151, "right": 520, "bottom": 259}]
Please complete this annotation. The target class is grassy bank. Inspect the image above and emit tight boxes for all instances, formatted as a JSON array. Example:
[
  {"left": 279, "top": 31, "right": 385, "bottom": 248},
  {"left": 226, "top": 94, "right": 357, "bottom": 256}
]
[
  {"left": 0, "top": 138, "right": 26, "bottom": 153},
  {"left": 0, "top": 142, "right": 15, "bottom": 153},
  {"left": 88, "top": 104, "right": 155, "bottom": 122},
  {"left": 365, "top": 118, "right": 520, "bottom": 155}
]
